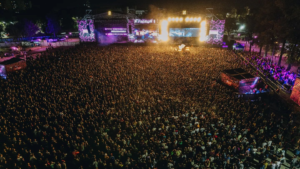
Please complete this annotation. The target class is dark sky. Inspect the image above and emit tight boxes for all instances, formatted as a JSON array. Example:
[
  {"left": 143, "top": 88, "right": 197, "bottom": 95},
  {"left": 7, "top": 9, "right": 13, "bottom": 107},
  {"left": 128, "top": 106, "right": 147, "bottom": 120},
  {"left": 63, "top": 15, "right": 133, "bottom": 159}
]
[{"left": 30, "top": 0, "right": 259, "bottom": 14}]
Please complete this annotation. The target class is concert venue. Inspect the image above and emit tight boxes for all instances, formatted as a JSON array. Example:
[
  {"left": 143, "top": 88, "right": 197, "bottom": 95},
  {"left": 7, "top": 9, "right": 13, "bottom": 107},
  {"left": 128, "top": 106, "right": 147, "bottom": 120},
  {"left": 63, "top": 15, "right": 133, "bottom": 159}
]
[
  {"left": 1, "top": 1, "right": 300, "bottom": 168},
  {"left": 77, "top": 10, "right": 225, "bottom": 45}
]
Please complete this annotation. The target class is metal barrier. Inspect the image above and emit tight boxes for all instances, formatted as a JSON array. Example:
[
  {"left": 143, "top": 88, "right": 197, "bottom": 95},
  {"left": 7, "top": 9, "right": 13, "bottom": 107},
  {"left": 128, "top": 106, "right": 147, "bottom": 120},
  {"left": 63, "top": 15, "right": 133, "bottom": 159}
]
[
  {"left": 0, "top": 41, "right": 80, "bottom": 47},
  {"left": 232, "top": 51, "right": 290, "bottom": 94},
  {"left": 0, "top": 35, "right": 79, "bottom": 43}
]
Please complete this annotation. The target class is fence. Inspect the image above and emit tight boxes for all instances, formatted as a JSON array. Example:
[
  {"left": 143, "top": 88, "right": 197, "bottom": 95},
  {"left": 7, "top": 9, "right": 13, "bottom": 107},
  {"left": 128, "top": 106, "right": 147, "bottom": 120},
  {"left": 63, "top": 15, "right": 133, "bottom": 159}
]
[
  {"left": 0, "top": 41, "right": 80, "bottom": 47},
  {"left": 0, "top": 34, "right": 79, "bottom": 43},
  {"left": 46, "top": 42, "right": 80, "bottom": 47},
  {"left": 233, "top": 51, "right": 291, "bottom": 95},
  {"left": 0, "top": 42, "right": 22, "bottom": 47}
]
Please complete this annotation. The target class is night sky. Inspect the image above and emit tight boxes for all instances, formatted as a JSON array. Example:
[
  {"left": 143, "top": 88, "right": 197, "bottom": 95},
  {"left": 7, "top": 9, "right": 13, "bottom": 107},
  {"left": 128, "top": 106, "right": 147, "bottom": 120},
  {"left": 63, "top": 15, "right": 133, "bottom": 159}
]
[{"left": 30, "top": 0, "right": 260, "bottom": 13}]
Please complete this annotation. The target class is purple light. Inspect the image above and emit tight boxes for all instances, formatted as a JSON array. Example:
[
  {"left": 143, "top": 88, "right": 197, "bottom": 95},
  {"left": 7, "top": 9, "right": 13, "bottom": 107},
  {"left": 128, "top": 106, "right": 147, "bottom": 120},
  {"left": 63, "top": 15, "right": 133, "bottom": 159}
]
[
  {"left": 111, "top": 31, "right": 126, "bottom": 33},
  {"left": 66, "top": 36, "right": 68, "bottom": 38},
  {"left": 69, "top": 32, "right": 72, "bottom": 35},
  {"left": 222, "top": 45, "right": 228, "bottom": 48},
  {"left": 105, "top": 28, "right": 126, "bottom": 30},
  {"left": 78, "top": 19, "right": 96, "bottom": 42},
  {"left": 254, "top": 36, "right": 257, "bottom": 38},
  {"left": 207, "top": 20, "right": 225, "bottom": 45},
  {"left": 105, "top": 33, "right": 127, "bottom": 36}
]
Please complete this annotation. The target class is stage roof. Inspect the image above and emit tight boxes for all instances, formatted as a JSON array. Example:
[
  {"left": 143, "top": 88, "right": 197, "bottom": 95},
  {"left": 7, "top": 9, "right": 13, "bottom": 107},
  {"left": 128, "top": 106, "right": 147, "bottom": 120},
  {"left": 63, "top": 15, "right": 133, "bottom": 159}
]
[
  {"left": 222, "top": 68, "right": 255, "bottom": 80},
  {"left": 0, "top": 58, "right": 25, "bottom": 65}
]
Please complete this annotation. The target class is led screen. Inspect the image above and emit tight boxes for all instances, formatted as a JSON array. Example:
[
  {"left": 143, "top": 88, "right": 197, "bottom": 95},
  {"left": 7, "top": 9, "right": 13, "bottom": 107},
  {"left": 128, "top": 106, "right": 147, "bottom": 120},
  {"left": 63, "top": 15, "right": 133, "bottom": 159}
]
[
  {"left": 169, "top": 28, "right": 199, "bottom": 37},
  {"left": 207, "top": 20, "right": 225, "bottom": 45},
  {"left": 78, "top": 19, "right": 96, "bottom": 42}
]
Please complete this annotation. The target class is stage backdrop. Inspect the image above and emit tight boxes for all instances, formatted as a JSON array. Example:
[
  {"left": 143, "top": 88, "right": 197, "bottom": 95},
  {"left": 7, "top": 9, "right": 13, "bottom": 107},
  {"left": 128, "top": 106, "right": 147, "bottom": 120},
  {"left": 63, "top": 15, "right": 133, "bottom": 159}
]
[
  {"left": 78, "top": 19, "right": 96, "bottom": 42},
  {"left": 290, "top": 78, "right": 300, "bottom": 106},
  {"left": 207, "top": 20, "right": 225, "bottom": 45}
]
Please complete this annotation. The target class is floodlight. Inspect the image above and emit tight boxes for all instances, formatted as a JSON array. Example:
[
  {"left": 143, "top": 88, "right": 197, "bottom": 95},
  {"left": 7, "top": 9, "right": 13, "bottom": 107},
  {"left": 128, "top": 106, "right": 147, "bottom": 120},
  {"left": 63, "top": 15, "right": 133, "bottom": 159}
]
[
  {"left": 175, "top": 17, "right": 179, "bottom": 22},
  {"left": 168, "top": 17, "right": 171, "bottom": 21},
  {"left": 160, "top": 20, "right": 169, "bottom": 41},
  {"left": 199, "top": 20, "right": 207, "bottom": 42},
  {"left": 197, "top": 17, "right": 201, "bottom": 22},
  {"left": 185, "top": 17, "right": 189, "bottom": 22},
  {"left": 180, "top": 17, "right": 183, "bottom": 22},
  {"left": 172, "top": 18, "right": 175, "bottom": 21}
]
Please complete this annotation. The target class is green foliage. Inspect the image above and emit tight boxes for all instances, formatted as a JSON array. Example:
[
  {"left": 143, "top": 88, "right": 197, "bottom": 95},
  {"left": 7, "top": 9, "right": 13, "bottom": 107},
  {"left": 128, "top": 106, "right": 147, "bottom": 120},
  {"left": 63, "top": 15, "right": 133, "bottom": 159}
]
[
  {"left": 5, "top": 19, "right": 39, "bottom": 38},
  {"left": 0, "top": 24, "right": 3, "bottom": 38},
  {"left": 46, "top": 15, "right": 61, "bottom": 37},
  {"left": 5, "top": 23, "right": 22, "bottom": 37},
  {"left": 225, "top": 18, "right": 238, "bottom": 35},
  {"left": 255, "top": 0, "right": 300, "bottom": 64}
]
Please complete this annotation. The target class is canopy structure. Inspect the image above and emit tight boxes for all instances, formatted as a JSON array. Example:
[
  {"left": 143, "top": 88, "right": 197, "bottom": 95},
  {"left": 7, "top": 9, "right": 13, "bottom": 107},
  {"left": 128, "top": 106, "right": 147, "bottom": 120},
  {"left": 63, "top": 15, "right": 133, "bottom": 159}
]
[
  {"left": 0, "top": 58, "right": 26, "bottom": 79},
  {"left": 221, "top": 68, "right": 259, "bottom": 94}
]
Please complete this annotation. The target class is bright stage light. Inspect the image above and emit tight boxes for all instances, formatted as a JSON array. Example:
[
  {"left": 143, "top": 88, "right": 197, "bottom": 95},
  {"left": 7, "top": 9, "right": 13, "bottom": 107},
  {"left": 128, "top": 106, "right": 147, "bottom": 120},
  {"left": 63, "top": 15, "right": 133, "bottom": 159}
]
[
  {"left": 199, "top": 20, "right": 207, "bottom": 42},
  {"left": 185, "top": 17, "right": 189, "bottom": 22},
  {"left": 194, "top": 18, "right": 197, "bottom": 22},
  {"left": 175, "top": 17, "right": 179, "bottom": 22},
  {"left": 197, "top": 17, "right": 201, "bottom": 22},
  {"left": 180, "top": 17, "right": 183, "bottom": 22},
  {"left": 172, "top": 18, "right": 175, "bottom": 21},
  {"left": 159, "top": 20, "right": 169, "bottom": 42},
  {"left": 168, "top": 17, "right": 171, "bottom": 21}
]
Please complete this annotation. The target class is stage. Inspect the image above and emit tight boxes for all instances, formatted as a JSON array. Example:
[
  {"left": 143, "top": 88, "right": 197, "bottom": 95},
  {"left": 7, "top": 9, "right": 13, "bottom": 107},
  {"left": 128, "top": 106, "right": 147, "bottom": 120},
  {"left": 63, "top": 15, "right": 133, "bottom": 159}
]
[{"left": 77, "top": 11, "right": 225, "bottom": 45}]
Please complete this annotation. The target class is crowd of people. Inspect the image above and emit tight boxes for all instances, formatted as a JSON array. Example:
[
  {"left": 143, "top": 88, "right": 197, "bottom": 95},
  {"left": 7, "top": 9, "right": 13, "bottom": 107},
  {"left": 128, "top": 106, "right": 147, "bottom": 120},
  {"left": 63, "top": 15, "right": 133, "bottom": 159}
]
[
  {"left": 0, "top": 45, "right": 299, "bottom": 169},
  {"left": 241, "top": 53, "right": 297, "bottom": 92}
]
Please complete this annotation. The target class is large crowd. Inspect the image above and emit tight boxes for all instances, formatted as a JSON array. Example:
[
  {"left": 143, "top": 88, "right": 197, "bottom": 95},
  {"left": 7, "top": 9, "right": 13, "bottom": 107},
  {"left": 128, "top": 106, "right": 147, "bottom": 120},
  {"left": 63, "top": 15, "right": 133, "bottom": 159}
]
[
  {"left": 0, "top": 45, "right": 299, "bottom": 169},
  {"left": 241, "top": 53, "right": 297, "bottom": 92}
]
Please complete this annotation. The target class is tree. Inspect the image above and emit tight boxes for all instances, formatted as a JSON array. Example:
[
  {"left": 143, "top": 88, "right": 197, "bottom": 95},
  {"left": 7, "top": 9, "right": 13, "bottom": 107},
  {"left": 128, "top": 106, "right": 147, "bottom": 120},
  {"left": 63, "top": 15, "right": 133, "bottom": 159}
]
[
  {"left": 255, "top": 0, "right": 281, "bottom": 59},
  {"left": 5, "top": 20, "right": 39, "bottom": 38},
  {"left": 3, "top": 0, "right": 13, "bottom": 10},
  {"left": 6, "top": 22, "right": 23, "bottom": 37},
  {"left": 23, "top": 20, "right": 39, "bottom": 38},
  {"left": 244, "top": 15, "right": 256, "bottom": 52},
  {"left": 255, "top": 0, "right": 300, "bottom": 65},
  {"left": 275, "top": 0, "right": 300, "bottom": 67},
  {"left": 0, "top": 24, "right": 3, "bottom": 38},
  {"left": 225, "top": 18, "right": 238, "bottom": 36},
  {"left": 230, "top": 8, "right": 237, "bottom": 18},
  {"left": 46, "top": 15, "right": 61, "bottom": 37},
  {"left": 16, "top": 0, "right": 25, "bottom": 11}
]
